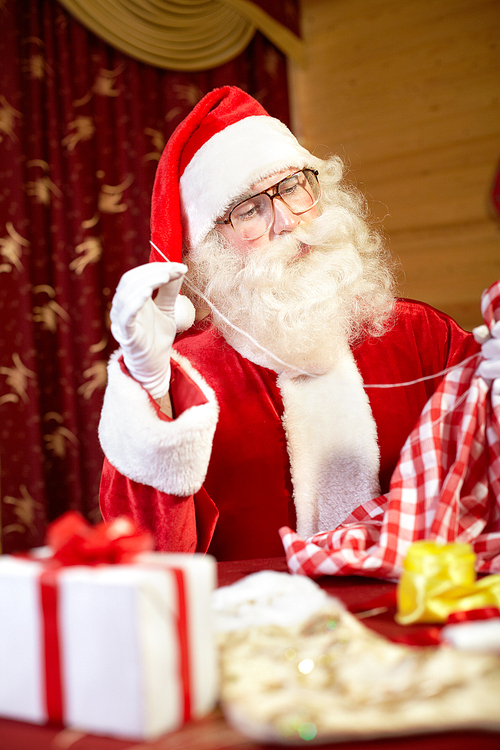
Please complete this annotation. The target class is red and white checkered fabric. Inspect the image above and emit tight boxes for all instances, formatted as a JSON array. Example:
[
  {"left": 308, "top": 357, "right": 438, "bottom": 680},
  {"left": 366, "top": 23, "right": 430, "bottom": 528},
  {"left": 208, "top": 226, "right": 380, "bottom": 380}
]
[{"left": 280, "top": 281, "right": 500, "bottom": 580}]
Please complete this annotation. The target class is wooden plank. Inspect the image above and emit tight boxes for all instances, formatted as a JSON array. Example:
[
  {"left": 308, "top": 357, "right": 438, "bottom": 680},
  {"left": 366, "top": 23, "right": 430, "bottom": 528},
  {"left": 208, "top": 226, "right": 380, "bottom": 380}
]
[{"left": 290, "top": 0, "right": 500, "bottom": 330}]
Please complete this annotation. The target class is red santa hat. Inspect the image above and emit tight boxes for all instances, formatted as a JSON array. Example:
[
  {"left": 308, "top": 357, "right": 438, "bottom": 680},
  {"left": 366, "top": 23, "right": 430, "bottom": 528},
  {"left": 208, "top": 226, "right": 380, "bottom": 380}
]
[{"left": 149, "top": 85, "right": 317, "bottom": 263}]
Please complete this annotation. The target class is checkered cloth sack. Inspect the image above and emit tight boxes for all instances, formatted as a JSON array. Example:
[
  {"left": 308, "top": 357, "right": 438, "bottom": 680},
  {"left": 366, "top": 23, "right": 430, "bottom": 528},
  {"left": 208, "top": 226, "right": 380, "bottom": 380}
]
[{"left": 280, "top": 281, "right": 500, "bottom": 581}]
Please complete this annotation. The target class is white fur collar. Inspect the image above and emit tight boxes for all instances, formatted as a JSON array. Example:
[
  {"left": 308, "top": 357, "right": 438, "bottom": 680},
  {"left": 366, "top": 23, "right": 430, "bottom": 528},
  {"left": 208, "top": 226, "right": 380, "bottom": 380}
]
[
  {"left": 278, "top": 349, "right": 380, "bottom": 538},
  {"left": 99, "top": 344, "right": 380, "bottom": 535}
]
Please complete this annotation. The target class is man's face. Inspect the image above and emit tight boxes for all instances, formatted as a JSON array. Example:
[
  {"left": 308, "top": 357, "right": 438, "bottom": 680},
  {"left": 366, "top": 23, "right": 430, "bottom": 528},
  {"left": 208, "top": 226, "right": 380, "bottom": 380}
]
[
  {"left": 187, "top": 157, "right": 395, "bottom": 374},
  {"left": 216, "top": 169, "right": 320, "bottom": 255}
]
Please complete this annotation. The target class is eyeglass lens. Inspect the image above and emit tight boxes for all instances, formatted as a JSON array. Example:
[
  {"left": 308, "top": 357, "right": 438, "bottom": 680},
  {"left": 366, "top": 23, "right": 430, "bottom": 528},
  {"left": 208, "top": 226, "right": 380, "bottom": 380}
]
[{"left": 230, "top": 170, "right": 320, "bottom": 240}]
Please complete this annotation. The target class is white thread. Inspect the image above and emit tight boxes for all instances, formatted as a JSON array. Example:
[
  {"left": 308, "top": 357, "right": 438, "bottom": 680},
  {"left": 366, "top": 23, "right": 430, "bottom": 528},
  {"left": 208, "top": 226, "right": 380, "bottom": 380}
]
[
  {"left": 404, "top": 383, "right": 475, "bottom": 450},
  {"left": 150, "top": 241, "right": 319, "bottom": 378},
  {"left": 149, "top": 240, "right": 481, "bottom": 389},
  {"left": 363, "top": 354, "right": 479, "bottom": 388},
  {"left": 428, "top": 385, "right": 472, "bottom": 429}
]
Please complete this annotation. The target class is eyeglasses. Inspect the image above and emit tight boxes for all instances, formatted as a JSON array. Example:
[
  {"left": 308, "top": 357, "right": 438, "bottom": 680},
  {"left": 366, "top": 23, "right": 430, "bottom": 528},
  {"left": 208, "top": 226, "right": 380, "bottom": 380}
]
[{"left": 216, "top": 169, "right": 321, "bottom": 241}]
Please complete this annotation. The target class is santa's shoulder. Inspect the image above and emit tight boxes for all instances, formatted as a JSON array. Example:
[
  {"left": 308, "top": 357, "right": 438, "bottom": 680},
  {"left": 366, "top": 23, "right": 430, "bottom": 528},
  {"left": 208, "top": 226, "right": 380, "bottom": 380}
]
[
  {"left": 354, "top": 297, "right": 478, "bottom": 374},
  {"left": 392, "top": 297, "right": 475, "bottom": 339}
]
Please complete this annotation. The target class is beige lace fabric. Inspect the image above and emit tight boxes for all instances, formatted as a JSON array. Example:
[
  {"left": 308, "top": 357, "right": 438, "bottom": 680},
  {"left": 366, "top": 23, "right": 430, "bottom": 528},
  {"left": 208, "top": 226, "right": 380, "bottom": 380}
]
[{"left": 215, "top": 573, "right": 500, "bottom": 743}]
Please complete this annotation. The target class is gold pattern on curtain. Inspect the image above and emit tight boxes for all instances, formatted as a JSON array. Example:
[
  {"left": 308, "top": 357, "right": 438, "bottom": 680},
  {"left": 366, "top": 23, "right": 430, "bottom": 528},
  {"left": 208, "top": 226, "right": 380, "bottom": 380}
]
[
  {"left": 1, "top": 0, "right": 295, "bottom": 553},
  {"left": 57, "top": 0, "right": 305, "bottom": 70}
]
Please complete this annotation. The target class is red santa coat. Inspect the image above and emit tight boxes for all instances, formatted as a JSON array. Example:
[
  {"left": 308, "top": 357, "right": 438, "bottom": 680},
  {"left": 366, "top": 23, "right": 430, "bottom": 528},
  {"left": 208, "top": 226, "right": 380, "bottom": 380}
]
[{"left": 99, "top": 299, "right": 479, "bottom": 561}]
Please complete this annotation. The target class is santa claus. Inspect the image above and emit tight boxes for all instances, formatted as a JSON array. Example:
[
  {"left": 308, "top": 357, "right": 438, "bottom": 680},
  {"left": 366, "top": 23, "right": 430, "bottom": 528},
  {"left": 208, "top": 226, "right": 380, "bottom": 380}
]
[{"left": 98, "top": 86, "right": 500, "bottom": 562}]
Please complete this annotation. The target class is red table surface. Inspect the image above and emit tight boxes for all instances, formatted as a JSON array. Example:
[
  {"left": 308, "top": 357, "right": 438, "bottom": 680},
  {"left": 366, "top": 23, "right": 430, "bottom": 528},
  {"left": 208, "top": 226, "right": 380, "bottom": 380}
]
[{"left": 0, "top": 557, "right": 498, "bottom": 750}]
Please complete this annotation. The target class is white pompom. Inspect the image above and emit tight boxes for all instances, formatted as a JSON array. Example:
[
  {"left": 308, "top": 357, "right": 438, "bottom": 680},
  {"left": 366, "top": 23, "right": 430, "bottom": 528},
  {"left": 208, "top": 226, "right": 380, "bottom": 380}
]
[{"left": 174, "top": 294, "right": 196, "bottom": 332}]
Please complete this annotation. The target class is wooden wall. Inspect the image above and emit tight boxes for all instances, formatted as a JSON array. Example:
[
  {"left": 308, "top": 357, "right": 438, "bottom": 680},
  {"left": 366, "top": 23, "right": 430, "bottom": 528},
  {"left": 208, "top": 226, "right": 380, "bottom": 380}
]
[{"left": 289, "top": 0, "right": 500, "bottom": 329}]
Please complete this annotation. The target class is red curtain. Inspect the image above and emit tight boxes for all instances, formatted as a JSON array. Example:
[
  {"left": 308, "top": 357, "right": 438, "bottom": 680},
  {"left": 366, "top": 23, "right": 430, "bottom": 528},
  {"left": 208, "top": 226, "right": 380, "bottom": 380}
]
[{"left": 0, "top": 0, "right": 298, "bottom": 553}]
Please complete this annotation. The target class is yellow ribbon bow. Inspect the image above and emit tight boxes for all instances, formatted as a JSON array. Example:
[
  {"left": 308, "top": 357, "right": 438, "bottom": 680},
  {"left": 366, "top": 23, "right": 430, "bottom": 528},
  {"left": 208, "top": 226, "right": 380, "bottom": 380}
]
[{"left": 396, "top": 540, "right": 500, "bottom": 624}]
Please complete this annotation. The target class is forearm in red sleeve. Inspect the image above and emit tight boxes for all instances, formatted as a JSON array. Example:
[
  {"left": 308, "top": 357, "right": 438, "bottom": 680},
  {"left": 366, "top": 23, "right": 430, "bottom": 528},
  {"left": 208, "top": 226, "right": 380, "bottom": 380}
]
[{"left": 98, "top": 348, "right": 219, "bottom": 551}]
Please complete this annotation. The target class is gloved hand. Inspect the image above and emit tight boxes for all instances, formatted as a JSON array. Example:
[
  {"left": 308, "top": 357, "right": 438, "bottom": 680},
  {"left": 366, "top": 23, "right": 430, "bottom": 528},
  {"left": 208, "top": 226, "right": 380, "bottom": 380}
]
[
  {"left": 110, "top": 262, "right": 187, "bottom": 400},
  {"left": 473, "top": 320, "right": 500, "bottom": 388}
]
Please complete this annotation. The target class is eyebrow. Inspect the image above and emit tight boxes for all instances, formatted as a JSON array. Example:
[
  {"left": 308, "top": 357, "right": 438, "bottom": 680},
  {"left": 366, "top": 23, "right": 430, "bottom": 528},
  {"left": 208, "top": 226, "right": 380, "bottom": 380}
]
[
  {"left": 226, "top": 179, "right": 281, "bottom": 212},
  {"left": 227, "top": 191, "right": 254, "bottom": 211},
  {"left": 225, "top": 171, "right": 299, "bottom": 214}
]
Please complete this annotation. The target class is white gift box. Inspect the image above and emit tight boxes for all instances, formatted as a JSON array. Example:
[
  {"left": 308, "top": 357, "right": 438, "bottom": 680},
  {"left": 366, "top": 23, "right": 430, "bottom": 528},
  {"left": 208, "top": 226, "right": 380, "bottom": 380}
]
[{"left": 0, "top": 551, "right": 218, "bottom": 740}]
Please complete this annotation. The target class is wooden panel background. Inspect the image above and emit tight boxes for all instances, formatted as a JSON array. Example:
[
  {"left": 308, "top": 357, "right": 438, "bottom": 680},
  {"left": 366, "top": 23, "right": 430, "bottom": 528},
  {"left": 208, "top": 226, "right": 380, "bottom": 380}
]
[{"left": 289, "top": 0, "right": 500, "bottom": 329}]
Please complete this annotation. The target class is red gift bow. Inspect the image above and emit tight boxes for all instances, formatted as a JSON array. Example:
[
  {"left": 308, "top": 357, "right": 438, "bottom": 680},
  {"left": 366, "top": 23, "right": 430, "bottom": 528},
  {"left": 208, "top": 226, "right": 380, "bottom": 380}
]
[
  {"left": 46, "top": 510, "right": 154, "bottom": 566},
  {"left": 39, "top": 513, "right": 192, "bottom": 729}
]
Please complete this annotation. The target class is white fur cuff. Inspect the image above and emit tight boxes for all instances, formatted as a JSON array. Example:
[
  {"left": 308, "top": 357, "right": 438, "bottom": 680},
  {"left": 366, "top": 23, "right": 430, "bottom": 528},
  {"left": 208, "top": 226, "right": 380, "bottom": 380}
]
[{"left": 99, "top": 350, "right": 219, "bottom": 496}]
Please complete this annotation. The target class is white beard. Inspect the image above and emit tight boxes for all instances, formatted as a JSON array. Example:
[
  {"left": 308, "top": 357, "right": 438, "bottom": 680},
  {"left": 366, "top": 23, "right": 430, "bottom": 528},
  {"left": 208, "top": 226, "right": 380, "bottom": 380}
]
[
  {"left": 186, "top": 199, "right": 395, "bottom": 377},
  {"left": 184, "top": 180, "right": 394, "bottom": 532}
]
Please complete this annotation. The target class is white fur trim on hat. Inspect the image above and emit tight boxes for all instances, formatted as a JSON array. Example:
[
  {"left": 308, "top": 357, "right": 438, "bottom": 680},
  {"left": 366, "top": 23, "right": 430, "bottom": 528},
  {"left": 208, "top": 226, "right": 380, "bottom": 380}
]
[
  {"left": 99, "top": 350, "right": 219, "bottom": 496},
  {"left": 180, "top": 115, "right": 320, "bottom": 249}
]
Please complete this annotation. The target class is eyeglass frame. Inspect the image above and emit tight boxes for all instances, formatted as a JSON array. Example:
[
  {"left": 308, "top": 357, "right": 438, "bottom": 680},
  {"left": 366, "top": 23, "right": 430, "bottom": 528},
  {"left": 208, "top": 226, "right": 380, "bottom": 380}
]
[{"left": 215, "top": 168, "right": 320, "bottom": 241}]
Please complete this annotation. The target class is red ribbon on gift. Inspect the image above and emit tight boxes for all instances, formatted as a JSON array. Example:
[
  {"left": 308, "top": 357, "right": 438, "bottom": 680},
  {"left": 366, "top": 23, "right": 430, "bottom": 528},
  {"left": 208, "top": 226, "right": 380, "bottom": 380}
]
[
  {"left": 171, "top": 569, "right": 192, "bottom": 723},
  {"left": 40, "top": 567, "right": 65, "bottom": 724},
  {"left": 37, "top": 512, "right": 191, "bottom": 727},
  {"left": 447, "top": 607, "right": 500, "bottom": 624}
]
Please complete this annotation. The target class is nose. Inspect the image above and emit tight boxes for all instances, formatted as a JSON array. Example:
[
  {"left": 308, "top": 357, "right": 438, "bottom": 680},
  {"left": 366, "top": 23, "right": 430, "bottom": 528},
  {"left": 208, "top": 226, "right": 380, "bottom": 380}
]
[{"left": 271, "top": 198, "right": 301, "bottom": 235}]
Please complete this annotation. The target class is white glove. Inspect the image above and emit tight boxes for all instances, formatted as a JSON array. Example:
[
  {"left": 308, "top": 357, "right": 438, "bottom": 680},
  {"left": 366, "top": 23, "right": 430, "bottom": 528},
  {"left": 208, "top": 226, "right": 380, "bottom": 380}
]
[
  {"left": 110, "top": 262, "right": 187, "bottom": 400},
  {"left": 473, "top": 320, "right": 500, "bottom": 385}
]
